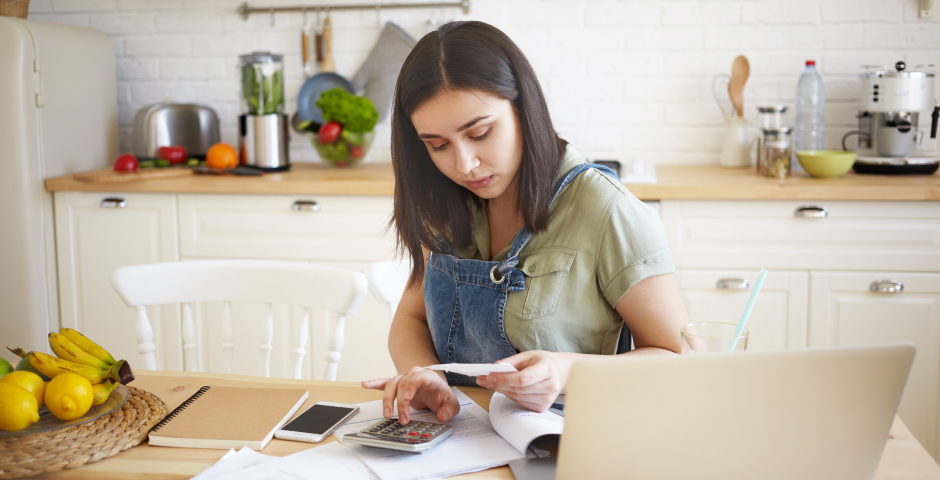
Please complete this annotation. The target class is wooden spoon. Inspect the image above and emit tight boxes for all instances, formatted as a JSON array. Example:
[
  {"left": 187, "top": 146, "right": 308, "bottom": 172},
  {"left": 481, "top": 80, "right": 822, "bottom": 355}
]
[
  {"left": 321, "top": 16, "right": 335, "bottom": 73},
  {"left": 728, "top": 55, "right": 750, "bottom": 117}
]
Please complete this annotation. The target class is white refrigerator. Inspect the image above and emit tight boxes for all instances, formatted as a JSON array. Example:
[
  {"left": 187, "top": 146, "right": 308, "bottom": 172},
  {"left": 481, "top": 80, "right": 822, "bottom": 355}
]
[{"left": 0, "top": 17, "right": 117, "bottom": 360}]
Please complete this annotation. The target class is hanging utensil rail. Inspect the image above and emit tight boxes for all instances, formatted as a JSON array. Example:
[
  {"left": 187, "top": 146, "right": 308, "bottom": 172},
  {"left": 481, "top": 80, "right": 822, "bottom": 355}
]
[{"left": 237, "top": 1, "right": 470, "bottom": 19}]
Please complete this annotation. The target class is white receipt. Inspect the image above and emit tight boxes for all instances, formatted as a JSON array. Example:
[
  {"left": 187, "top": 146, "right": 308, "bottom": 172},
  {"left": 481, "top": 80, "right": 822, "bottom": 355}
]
[
  {"left": 212, "top": 442, "right": 378, "bottom": 480},
  {"left": 334, "top": 388, "right": 524, "bottom": 480},
  {"left": 425, "top": 363, "right": 518, "bottom": 377},
  {"left": 191, "top": 447, "right": 279, "bottom": 480}
]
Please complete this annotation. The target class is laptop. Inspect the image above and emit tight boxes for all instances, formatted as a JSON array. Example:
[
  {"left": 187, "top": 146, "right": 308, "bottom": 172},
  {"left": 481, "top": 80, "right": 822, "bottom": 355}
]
[{"left": 549, "top": 345, "right": 914, "bottom": 480}]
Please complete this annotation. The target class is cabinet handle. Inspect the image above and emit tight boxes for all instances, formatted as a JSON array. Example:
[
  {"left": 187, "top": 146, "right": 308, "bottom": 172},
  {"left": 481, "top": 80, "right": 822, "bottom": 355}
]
[
  {"left": 100, "top": 197, "right": 127, "bottom": 208},
  {"left": 292, "top": 200, "right": 321, "bottom": 212},
  {"left": 716, "top": 278, "right": 749, "bottom": 290},
  {"left": 870, "top": 279, "right": 904, "bottom": 293},
  {"left": 794, "top": 205, "right": 828, "bottom": 218}
]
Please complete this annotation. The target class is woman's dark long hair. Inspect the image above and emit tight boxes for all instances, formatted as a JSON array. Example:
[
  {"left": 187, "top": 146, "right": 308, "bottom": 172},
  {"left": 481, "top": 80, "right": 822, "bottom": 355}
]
[{"left": 392, "top": 21, "right": 567, "bottom": 287}]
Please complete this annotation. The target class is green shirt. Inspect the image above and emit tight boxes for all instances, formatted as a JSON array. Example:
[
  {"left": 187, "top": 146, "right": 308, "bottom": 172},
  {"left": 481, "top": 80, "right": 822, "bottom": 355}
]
[{"left": 451, "top": 146, "right": 675, "bottom": 355}]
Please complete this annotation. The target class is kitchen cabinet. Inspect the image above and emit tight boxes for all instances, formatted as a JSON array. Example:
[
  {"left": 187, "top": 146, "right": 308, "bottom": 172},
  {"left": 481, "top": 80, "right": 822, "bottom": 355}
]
[
  {"left": 54, "top": 191, "right": 398, "bottom": 383},
  {"left": 675, "top": 270, "right": 807, "bottom": 352},
  {"left": 809, "top": 272, "right": 940, "bottom": 458},
  {"left": 662, "top": 200, "right": 940, "bottom": 272},
  {"left": 178, "top": 194, "right": 397, "bottom": 262},
  {"left": 663, "top": 199, "right": 940, "bottom": 460},
  {"left": 53, "top": 191, "right": 182, "bottom": 371}
]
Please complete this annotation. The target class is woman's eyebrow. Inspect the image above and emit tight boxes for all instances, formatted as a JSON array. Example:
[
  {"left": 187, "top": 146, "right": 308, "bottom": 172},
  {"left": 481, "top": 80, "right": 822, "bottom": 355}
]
[{"left": 417, "top": 115, "right": 492, "bottom": 139}]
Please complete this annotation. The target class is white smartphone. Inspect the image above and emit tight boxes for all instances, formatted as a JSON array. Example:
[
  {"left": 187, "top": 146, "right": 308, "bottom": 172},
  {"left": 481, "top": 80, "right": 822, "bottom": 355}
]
[{"left": 274, "top": 402, "right": 360, "bottom": 443}]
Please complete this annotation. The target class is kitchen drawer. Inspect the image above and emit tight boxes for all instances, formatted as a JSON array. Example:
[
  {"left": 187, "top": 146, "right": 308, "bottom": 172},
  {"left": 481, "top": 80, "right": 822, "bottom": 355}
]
[
  {"left": 661, "top": 200, "right": 940, "bottom": 272},
  {"left": 179, "top": 194, "right": 396, "bottom": 262}
]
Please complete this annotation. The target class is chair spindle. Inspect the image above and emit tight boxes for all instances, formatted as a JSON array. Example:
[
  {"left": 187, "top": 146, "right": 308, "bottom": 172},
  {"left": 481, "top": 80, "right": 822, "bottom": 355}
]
[
  {"left": 325, "top": 313, "right": 346, "bottom": 381},
  {"left": 291, "top": 307, "right": 311, "bottom": 380},
  {"left": 260, "top": 302, "right": 273, "bottom": 378},
  {"left": 182, "top": 302, "right": 198, "bottom": 372},
  {"left": 135, "top": 305, "right": 157, "bottom": 370},
  {"left": 222, "top": 301, "right": 234, "bottom": 374}
]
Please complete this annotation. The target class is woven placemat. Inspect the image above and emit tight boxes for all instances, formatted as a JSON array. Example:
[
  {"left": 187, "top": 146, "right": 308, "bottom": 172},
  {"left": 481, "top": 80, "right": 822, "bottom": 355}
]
[{"left": 0, "top": 386, "right": 168, "bottom": 480}]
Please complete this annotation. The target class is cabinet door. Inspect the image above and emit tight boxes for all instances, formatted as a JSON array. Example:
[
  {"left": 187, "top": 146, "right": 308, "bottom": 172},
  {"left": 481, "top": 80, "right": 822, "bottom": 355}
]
[
  {"left": 809, "top": 272, "right": 940, "bottom": 459},
  {"left": 54, "top": 192, "right": 181, "bottom": 371},
  {"left": 676, "top": 270, "right": 808, "bottom": 352}
]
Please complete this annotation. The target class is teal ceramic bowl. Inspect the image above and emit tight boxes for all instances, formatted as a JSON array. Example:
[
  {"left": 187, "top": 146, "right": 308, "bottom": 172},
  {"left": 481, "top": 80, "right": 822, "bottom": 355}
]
[{"left": 796, "top": 150, "right": 857, "bottom": 178}]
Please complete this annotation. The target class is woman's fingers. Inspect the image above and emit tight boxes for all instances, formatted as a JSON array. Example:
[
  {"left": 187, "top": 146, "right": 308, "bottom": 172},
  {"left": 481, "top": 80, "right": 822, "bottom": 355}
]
[
  {"left": 433, "top": 387, "right": 459, "bottom": 423},
  {"left": 381, "top": 375, "right": 403, "bottom": 419},
  {"left": 362, "top": 378, "right": 390, "bottom": 391},
  {"left": 396, "top": 369, "right": 431, "bottom": 424}
]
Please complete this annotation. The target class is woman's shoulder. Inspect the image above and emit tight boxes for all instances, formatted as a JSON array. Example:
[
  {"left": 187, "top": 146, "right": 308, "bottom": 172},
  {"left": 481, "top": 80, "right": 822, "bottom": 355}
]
[{"left": 556, "top": 147, "right": 647, "bottom": 217}]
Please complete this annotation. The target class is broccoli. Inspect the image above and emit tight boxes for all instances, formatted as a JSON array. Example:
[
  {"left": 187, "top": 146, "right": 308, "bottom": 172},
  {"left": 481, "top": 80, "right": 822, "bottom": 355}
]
[{"left": 315, "top": 88, "right": 379, "bottom": 134}]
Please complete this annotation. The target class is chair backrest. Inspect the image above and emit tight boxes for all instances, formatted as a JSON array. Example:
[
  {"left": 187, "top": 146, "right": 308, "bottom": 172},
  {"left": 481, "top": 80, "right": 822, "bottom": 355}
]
[
  {"left": 112, "top": 259, "right": 367, "bottom": 381},
  {"left": 363, "top": 259, "right": 412, "bottom": 323}
]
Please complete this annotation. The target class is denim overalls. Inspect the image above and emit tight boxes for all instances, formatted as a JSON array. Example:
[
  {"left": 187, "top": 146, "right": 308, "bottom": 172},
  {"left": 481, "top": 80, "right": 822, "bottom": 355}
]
[{"left": 424, "top": 163, "right": 620, "bottom": 386}]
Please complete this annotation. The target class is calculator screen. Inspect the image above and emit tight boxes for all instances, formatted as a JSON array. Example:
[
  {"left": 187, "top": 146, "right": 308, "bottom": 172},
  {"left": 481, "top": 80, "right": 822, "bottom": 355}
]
[{"left": 281, "top": 404, "right": 356, "bottom": 435}]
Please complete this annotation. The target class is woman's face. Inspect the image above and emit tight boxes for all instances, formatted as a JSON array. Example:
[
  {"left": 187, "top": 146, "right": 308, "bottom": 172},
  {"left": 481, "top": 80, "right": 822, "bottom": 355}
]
[{"left": 410, "top": 88, "right": 523, "bottom": 202}]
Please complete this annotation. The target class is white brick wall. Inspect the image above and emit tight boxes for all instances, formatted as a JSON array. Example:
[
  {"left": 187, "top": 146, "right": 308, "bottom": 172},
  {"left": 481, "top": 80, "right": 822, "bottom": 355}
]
[{"left": 27, "top": 0, "right": 940, "bottom": 165}]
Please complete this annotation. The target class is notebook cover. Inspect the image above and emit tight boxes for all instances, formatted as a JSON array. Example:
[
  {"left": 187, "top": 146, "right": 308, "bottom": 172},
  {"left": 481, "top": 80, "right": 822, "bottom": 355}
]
[{"left": 149, "top": 385, "right": 307, "bottom": 446}]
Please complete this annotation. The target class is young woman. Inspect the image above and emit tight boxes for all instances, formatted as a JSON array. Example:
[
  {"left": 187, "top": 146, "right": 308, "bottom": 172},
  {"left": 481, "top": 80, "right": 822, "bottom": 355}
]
[{"left": 362, "top": 21, "right": 689, "bottom": 424}]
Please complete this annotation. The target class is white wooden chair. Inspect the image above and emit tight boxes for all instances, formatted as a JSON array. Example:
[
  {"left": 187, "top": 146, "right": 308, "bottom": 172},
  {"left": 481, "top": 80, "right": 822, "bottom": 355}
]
[
  {"left": 364, "top": 259, "right": 412, "bottom": 323},
  {"left": 111, "top": 259, "right": 367, "bottom": 381}
]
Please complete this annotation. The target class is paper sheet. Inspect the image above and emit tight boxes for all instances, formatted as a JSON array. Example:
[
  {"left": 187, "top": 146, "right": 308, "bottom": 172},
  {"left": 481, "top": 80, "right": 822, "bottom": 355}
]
[
  {"left": 424, "top": 363, "right": 518, "bottom": 377},
  {"left": 488, "top": 393, "right": 564, "bottom": 456},
  {"left": 212, "top": 442, "right": 378, "bottom": 480},
  {"left": 191, "top": 447, "right": 279, "bottom": 480},
  {"left": 335, "top": 388, "right": 524, "bottom": 480}
]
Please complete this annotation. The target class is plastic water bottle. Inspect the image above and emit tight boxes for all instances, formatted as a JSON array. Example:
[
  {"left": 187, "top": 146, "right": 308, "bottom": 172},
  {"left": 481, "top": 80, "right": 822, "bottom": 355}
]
[{"left": 792, "top": 60, "right": 825, "bottom": 173}]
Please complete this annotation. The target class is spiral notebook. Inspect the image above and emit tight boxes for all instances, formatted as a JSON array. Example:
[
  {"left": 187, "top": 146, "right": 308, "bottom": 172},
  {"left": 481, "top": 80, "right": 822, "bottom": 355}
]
[{"left": 149, "top": 385, "right": 309, "bottom": 450}]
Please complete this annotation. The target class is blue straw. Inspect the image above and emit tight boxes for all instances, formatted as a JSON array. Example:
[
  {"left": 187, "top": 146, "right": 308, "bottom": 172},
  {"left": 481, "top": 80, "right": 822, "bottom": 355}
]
[{"left": 728, "top": 269, "right": 768, "bottom": 353}]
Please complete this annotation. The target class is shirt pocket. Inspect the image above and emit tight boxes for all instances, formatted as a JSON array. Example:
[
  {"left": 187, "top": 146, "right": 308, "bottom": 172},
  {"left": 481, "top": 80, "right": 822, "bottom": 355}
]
[{"left": 517, "top": 247, "right": 577, "bottom": 320}]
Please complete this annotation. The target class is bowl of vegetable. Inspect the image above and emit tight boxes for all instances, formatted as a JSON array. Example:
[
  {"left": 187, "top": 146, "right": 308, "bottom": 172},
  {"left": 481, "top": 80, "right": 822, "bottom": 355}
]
[{"left": 302, "top": 88, "right": 379, "bottom": 168}]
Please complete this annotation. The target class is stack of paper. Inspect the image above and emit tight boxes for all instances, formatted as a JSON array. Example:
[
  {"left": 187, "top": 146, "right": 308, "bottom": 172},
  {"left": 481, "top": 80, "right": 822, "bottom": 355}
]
[{"left": 192, "top": 443, "right": 379, "bottom": 480}]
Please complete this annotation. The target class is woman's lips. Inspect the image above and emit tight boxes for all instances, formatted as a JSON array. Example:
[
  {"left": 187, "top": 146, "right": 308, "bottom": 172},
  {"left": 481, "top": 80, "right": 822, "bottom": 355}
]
[{"left": 466, "top": 175, "right": 494, "bottom": 190}]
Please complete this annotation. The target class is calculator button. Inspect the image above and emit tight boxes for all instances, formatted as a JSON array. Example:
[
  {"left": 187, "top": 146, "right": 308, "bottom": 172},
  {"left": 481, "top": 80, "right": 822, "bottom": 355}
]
[
  {"left": 421, "top": 433, "right": 431, "bottom": 438},
  {"left": 408, "top": 432, "right": 419, "bottom": 436}
]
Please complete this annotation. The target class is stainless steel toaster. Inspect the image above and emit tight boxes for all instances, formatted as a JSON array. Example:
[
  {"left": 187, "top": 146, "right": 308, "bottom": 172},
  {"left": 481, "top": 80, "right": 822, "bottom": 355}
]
[{"left": 132, "top": 104, "right": 220, "bottom": 159}]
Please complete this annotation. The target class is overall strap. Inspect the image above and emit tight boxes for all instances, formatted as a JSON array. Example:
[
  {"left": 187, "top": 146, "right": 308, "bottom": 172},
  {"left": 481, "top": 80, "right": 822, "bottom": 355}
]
[{"left": 498, "top": 163, "right": 620, "bottom": 274}]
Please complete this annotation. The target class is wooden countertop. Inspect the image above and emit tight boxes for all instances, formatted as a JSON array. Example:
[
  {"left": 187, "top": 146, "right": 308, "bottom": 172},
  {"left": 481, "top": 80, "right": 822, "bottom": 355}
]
[
  {"left": 25, "top": 370, "right": 940, "bottom": 479},
  {"left": 44, "top": 163, "right": 940, "bottom": 201}
]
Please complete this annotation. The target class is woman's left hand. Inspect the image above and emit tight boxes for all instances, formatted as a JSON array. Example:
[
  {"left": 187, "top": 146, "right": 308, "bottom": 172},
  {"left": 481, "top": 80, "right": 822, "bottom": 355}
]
[{"left": 475, "top": 350, "right": 574, "bottom": 412}]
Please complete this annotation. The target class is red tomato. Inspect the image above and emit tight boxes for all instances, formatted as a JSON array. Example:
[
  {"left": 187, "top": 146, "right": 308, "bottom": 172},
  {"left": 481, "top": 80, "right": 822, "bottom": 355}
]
[
  {"left": 157, "top": 145, "right": 188, "bottom": 164},
  {"left": 350, "top": 146, "right": 364, "bottom": 158},
  {"left": 113, "top": 154, "right": 138, "bottom": 172},
  {"left": 318, "top": 121, "right": 342, "bottom": 144}
]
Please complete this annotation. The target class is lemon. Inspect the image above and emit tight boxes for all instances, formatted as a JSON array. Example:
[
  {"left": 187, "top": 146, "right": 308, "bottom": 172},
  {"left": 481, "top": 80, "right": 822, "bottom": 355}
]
[
  {"left": 45, "top": 372, "right": 93, "bottom": 421},
  {"left": 0, "top": 371, "right": 46, "bottom": 409},
  {"left": 0, "top": 383, "right": 40, "bottom": 431}
]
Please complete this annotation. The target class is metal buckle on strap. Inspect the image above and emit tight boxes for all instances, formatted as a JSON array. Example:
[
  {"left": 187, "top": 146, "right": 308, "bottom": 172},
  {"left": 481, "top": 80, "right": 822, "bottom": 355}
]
[{"left": 490, "top": 265, "right": 505, "bottom": 284}]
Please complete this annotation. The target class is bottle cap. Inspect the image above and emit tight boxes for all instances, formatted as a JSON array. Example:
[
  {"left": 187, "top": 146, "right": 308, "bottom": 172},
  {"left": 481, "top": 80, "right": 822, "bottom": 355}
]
[{"left": 805, "top": 60, "right": 816, "bottom": 67}]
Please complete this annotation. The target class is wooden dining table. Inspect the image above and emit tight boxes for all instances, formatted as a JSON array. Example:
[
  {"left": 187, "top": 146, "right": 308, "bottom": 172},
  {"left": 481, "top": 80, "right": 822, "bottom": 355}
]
[{"left": 26, "top": 370, "right": 940, "bottom": 479}]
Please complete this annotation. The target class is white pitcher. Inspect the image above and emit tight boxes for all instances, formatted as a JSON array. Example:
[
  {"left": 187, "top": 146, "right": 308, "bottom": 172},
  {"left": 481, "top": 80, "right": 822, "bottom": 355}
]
[{"left": 720, "top": 116, "right": 756, "bottom": 168}]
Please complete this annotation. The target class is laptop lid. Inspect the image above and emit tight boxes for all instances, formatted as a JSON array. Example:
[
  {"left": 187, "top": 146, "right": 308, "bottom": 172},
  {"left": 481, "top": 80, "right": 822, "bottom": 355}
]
[{"left": 557, "top": 345, "right": 915, "bottom": 480}]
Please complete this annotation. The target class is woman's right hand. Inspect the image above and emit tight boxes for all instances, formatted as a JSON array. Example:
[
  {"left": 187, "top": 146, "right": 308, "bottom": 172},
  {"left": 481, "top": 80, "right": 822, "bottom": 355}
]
[{"left": 361, "top": 366, "right": 459, "bottom": 425}]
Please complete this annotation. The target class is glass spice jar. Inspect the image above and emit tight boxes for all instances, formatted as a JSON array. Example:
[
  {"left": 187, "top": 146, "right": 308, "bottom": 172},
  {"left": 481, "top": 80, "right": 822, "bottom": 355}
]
[{"left": 758, "top": 128, "right": 792, "bottom": 178}]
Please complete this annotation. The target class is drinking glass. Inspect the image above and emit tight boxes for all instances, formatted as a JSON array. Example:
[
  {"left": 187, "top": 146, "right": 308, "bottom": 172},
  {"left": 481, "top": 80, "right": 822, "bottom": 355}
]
[{"left": 680, "top": 322, "right": 749, "bottom": 355}]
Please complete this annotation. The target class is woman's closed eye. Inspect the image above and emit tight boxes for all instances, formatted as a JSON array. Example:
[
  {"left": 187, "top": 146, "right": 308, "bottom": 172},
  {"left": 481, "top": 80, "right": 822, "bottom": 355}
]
[{"left": 429, "top": 128, "right": 492, "bottom": 152}]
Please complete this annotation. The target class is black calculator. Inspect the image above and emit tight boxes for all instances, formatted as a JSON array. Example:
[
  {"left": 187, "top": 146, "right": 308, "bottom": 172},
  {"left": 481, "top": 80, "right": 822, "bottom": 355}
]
[{"left": 343, "top": 418, "right": 454, "bottom": 453}]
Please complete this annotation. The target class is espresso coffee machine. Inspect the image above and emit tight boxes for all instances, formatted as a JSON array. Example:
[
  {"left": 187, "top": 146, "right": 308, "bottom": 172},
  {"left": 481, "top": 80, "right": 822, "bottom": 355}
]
[{"left": 846, "top": 61, "right": 939, "bottom": 175}]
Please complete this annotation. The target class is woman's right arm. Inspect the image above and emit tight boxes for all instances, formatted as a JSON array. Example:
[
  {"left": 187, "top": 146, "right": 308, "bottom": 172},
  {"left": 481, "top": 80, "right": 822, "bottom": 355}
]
[{"left": 361, "top": 251, "right": 460, "bottom": 424}]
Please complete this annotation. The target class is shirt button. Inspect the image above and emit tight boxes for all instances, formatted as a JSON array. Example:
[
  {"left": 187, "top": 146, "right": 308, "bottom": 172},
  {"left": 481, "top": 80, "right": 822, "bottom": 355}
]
[{"left": 529, "top": 264, "right": 537, "bottom": 273}]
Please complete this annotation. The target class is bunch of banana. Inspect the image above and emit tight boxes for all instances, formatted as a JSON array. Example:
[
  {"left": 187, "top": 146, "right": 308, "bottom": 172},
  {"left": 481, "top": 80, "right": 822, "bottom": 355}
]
[{"left": 8, "top": 329, "right": 134, "bottom": 407}]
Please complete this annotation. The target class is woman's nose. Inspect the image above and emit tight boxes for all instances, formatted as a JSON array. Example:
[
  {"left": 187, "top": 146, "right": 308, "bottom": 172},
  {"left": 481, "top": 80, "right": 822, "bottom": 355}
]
[{"left": 454, "top": 144, "right": 479, "bottom": 175}]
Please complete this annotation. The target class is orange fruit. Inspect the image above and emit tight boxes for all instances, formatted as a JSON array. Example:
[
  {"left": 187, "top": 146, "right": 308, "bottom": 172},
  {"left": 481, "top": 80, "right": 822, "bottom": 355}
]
[{"left": 206, "top": 143, "right": 238, "bottom": 170}]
